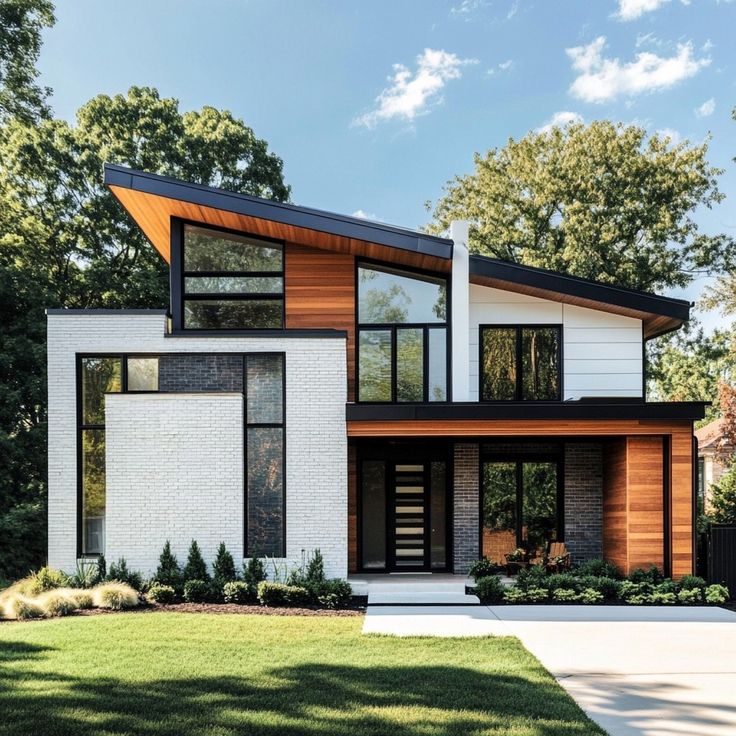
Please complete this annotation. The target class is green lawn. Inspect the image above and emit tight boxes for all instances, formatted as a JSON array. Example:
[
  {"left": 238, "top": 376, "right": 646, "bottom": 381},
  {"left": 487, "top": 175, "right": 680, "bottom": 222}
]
[{"left": 0, "top": 612, "right": 604, "bottom": 736}]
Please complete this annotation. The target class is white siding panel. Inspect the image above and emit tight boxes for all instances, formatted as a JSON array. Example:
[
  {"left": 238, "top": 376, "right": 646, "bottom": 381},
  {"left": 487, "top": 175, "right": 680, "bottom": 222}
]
[
  {"left": 565, "top": 342, "right": 642, "bottom": 360},
  {"left": 565, "top": 359, "right": 642, "bottom": 374},
  {"left": 564, "top": 328, "right": 642, "bottom": 343},
  {"left": 564, "top": 373, "right": 642, "bottom": 392},
  {"left": 469, "top": 284, "right": 552, "bottom": 304},
  {"left": 470, "top": 301, "right": 563, "bottom": 325},
  {"left": 563, "top": 304, "right": 641, "bottom": 329}
]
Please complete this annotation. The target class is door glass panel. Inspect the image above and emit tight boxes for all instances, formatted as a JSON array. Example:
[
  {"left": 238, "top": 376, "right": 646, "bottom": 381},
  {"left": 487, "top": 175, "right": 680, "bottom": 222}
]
[
  {"left": 396, "top": 328, "right": 424, "bottom": 402},
  {"left": 361, "top": 460, "right": 386, "bottom": 570},
  {"left": 358, "top": 330, "right": 392, "bottom": 401},
  {"left": 482, "top": 462, "right": 518, "bottom": 561},
  {"left": 430, "top": 462, "right": 446, "bottom": 569},
  {"left": 522, "top": 462, "right": 558, "bottom": 551},
  {"left": 428, "top": 328, "right": 447, "bottom": 401}
]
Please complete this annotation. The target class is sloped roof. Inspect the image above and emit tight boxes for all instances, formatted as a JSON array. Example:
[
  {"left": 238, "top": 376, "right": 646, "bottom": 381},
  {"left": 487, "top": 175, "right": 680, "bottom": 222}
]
[{"left": 695, "top": 418, "right": 726, "bottom": 449}]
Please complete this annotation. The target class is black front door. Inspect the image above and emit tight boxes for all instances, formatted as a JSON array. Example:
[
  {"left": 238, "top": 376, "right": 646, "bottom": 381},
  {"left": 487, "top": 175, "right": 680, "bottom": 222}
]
[{"left": 359, "top": 447, "right": 450, "bottom": 572}]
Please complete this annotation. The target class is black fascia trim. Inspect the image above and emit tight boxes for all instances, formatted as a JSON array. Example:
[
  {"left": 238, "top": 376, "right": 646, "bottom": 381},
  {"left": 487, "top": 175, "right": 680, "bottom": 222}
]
[
  {"left": 47, "top": 309, "right": 168, "bottom": 315},
  {"left": 469, "top": 256, "right": 691, "bottom": 323},
  {"left": 104, "top": 163, "right": 453, "bottom": 260},
  {"left": 346, "top": 401, "right": 708, "bottom": 422},
  {"left": 165, "top": 328, "right": 347, "bottom": 339}
]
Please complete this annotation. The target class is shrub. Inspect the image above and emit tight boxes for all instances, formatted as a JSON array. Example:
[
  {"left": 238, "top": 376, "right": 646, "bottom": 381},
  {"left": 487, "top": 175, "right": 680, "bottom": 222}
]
[
  {"left": 552, "top": 588, "right": 579, "bottom": 603},
  {"left": 515, "top": 565, "right": 548, "bottom": 591},
  {"left": 212, "top": 543, "right": 237, "bottom": 586},
  {"left": 183, "top": 579, "right": 210, "bottom": 603},
  {"left": 627, "top": 593, "right": 651, "bottom": 605},
  {"left": 678, "top": 575, "right": 707, "bottom": 592},
  {"left": 223, "top": 581, "right": 253, "bottom": 604},
  {"left": 68, "top": 560, "right": 100, "bottom": 589},
  {"left": 650, "top": 590, "right": 676, "bottom": 605},
  {"left": 574, "top": 558, "right": 621, "bottom": 580},
  {"left": 29, "top": 567, "right": 67, "bottom": 596},
  {"left": 546, "top": 573, "right": 578, "bottom": 592},
  {"left": 305, "top": 549, "right": 326, "bottom": 585},
  {"left": 257, "top": 582, "right": 310, "bottom": 607},
  {"left": 183, "top": 541, "right": 210, "bottom": 583},
  {"left": 92, "top": 582, "right": 139, "bottom": 610},
  {"left": 314, "top": 579, "right": 352, "bottom": 609},
  {"left": 503, "top": 588, "right": 527, "bottom": 604},
  {"left": 618, "top": 581, "right": 650, "bottom": 602},
  {"left": 474, "top": 575, "right": 505, "bottom": 604},
  {"left": 107, "top": 558, "right": 143, "bottom": 591},
  {"left": 71, "top": 590, "right": 94, "bottom": 609},
  {"left": 147, "top": 584, "right": 177, "bottom": 604},
  {"left": 154, "top": 541, "right": 182, "bottom": 590},
  {"left": 578, "top": 576, "right": 620, "bottom": 601},
  {"left": 37, "top": 589, "right": 79, "bottom": 617},
  {"left": 578, "top": 588, "right": 604, "bottom": 604},
  {"left": 6, "top": 596, "right": 44, "bottom": 620},
  {"left": 654, "top": 579, "right": 677, "bottom": 595},
  {"left": 705, "top": 584, "right": 730, "bottom": 604},
  {"left": 677, "top": 588, "right": 702, "bottom": 604},
  {"left": 97, "top": 554, "right": 107, "bottom": 581},
  {"left": 504, "top": 586, "right": 548, "bottom": 604},
  {"left": 468, "top": 557, "right": 499, "bottom": 581},
  {"left": 628, "top": 566, "right": 664, "bottom": 584},
  {"left": 243, "top": 556, "right": 267, "bottom": 588}
]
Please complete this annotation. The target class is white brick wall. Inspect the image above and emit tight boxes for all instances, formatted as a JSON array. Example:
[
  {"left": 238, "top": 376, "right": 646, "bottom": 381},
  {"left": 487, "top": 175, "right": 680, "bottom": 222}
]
[
  {"left": 106, "top": 393, "right": 243, "bottom": 576},
  {"left": 47, "top": 312, "right": 347, "bottom": 579}
]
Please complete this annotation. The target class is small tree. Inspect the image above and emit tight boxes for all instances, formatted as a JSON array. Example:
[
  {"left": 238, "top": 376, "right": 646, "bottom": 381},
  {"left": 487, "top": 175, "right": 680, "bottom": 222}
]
[
  {"left": 183, "top": 540, "right": 209, "bottom": 582},
  {"left": 212, "top": 542, "right": 237, "bottom": 585},
  {"left": 243, "top": 555, "right": 266, "bottom": 589},
  {"left": 305, "top": 549, "right": 325, "bottom": 584},
  {"left": 154, "top": 541, "right": 182, "bottom": 589},
  {"left": 711, "top": 466, "right": 736, "bottom": 524}
]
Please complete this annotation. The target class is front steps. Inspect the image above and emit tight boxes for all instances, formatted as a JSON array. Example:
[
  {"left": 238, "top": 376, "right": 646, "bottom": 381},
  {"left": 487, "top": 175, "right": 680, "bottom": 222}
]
[{"left": 349, "top": 575, "right": 481, "bottom": 606}]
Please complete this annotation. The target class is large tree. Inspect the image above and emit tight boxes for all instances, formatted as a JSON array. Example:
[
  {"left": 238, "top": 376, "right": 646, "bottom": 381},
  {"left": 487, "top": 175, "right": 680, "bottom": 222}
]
[
  {"left": 0, "top": 86, "right": 289, "bottom": 580},
  {"left": 428, "top": 121, "right": 732, "bottom": 292}
]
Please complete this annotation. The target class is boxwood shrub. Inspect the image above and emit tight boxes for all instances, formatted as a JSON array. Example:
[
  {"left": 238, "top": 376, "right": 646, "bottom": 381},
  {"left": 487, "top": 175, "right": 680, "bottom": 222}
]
[
  {"left": 183, "top": 579, "right": 210, "bottom": 603},
  {"left": 257, "top": 582, "right": 310, "bottom": 607},
  {"left": 474, "top": 575, "right": 505, "bottom": 604}
]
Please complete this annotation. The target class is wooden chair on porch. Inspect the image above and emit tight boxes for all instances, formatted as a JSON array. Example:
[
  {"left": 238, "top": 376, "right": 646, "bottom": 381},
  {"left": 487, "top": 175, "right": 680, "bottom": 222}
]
[{"left": 545, "top": 542, "right": 571, "bottom": 573}]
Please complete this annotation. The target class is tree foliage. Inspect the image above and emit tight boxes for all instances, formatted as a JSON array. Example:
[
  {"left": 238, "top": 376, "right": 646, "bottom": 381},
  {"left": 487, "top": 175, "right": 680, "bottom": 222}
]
[
  {"left": 0, "top": 83, "right": 289, "bottom": 580},
  {"left": 428, "top": 121, "right": 732, "bottom": 292}
]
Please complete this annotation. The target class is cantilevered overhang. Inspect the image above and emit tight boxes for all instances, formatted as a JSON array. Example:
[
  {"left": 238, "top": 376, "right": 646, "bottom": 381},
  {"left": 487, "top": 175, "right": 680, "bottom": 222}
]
[
  {"left": 104, "top": 163, "right": 453, "bottom": 272},
  {"left": 346, "top": 401, "right": 707, "bottom": 437},
  {"left": 469, "top": 256, "right": 691, "bottom": 339}
]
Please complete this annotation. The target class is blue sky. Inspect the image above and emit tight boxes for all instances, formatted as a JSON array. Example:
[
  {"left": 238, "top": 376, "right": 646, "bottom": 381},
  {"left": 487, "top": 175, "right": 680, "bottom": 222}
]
[{"left": 39, "top": 0, "right": 735, "bottom": 326}]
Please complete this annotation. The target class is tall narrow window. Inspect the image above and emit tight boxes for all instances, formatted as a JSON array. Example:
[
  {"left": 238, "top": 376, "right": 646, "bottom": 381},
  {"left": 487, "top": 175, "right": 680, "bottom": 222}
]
[
  {"left": 480, "top": 326, "right": 561, "bottom": 401},
  {"left": 246, "top": 354, "right": 285, "bottom": 557},
  {"left": 357, "top": 263, "right": 448, "bottom": 402},
  {"left": 182, "top": 225, "right": 284, "bottom": 329},
  {"left": 78, "top": 357, "right": 122, "bottom": 555}
]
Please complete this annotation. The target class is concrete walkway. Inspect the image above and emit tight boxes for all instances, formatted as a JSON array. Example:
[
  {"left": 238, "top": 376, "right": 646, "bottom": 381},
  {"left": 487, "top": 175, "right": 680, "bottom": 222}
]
[{"left": 363, "top": 605, "right": 736, "bottom": 736}]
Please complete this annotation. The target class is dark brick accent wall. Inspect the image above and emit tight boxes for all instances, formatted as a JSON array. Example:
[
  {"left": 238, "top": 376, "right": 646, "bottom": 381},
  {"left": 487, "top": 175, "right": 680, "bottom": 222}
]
[
  {"left": 159, "top": 354, "right": 243, "bottom": 393},
  {"left": 564, "top": 443, "right": 603, "bottom": 562},
  {"left": 453, "top": 443, "right": 479, "bottom": 574}
]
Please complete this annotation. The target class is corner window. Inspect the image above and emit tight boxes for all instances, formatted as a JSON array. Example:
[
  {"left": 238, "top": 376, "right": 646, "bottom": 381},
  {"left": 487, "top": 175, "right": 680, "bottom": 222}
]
[
  {"left": 182, "top": 225, "right": 284, "bottom": 329},
  {"left": 357, "top": 263, "right": 448, "bottom": 403},
  {"left": 480, "top": 325, "right": 561, "bottom": 401}
]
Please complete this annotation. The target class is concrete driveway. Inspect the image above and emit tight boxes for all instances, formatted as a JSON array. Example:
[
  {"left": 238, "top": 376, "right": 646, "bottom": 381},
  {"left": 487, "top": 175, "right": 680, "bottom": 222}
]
[{"left": 364, "top": 605, "right": 736, "bottom": 736}]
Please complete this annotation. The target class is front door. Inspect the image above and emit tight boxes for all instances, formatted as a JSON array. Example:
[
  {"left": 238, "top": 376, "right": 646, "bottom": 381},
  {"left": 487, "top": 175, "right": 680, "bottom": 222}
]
[{"left": 359, "top": 449, "right": 449, "bottom": 572}]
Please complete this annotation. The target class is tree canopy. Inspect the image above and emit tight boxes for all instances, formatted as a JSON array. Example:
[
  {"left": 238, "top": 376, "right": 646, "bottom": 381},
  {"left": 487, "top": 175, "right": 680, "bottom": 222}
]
[{"left": 428, "top": 121, "right": 732, "bottom": 292}]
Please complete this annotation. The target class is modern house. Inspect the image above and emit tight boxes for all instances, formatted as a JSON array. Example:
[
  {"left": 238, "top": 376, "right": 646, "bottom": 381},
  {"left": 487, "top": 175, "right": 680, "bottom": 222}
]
[
  {"left": 695, "top": 418, "right": 733, "bottom": 513},
  {"left": 47, "top": 164, "right": 706, "bottom": 581}
]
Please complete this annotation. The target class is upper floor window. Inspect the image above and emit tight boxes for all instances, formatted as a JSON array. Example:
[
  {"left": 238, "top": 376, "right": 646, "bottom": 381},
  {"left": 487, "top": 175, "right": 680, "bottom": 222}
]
[
  {"left": 480, "top": 325, "right": 561, "bottom": 401},
  {"left": 357, "top": 263, "right": 448, "bottom": 403},
  {"left": 182, "top": 225, "right": 284, "bottom": 329}
]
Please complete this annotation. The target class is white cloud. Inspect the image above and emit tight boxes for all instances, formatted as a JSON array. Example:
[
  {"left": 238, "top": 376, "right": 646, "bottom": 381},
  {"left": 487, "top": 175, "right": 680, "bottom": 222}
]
[
  {"left": 352, "top": 209, "right": 378, "bottom": 220},
  {"left": 507, "top": 0, "right": 519, "bottom": 19},
  {"left": 616, "top": 0, "right": 670, "bottom": 21},
  {"left": 353, "top": 48, "right": 477, "bottom": 128},
  {"left": 450, "top": 0, "right": 488, "bottom": 16},
  {"left": 695, "top": 97, "right": 716, "bottom": 117},
  {"left": 656, "top": 127, "right": 682, "bottom": 144},
  {"left": 536, "top": 111, "right": 584, "bottom": 133},
  {"left": 567, "top": 36, "right": 710, "bottom": 103},
  {"left": 487, "top": 59, "right": 514, "bottom": 76}
]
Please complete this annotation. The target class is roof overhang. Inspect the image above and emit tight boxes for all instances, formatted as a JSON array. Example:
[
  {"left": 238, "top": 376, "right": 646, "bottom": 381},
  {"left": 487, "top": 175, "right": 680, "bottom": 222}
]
[
  {"left": 104, "top": 164, "right": 453, "bottom": 271},
  {"left": 469, "top": 256, "right": 691, "bottom": 339}
]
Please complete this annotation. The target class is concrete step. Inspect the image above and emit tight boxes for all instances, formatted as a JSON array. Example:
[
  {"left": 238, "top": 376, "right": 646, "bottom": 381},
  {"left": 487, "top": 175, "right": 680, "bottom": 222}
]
[{"left": 368, "top": 591, "right": 481, "bottom": 606}]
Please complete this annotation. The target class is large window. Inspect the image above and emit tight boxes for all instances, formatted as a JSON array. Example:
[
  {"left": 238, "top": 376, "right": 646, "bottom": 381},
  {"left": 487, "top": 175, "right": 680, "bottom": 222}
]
[
  {"left": 357, "top": 263, "right": 448, "bottom": 402},
  {"left": 77, "top": 356, "right": 159, "bottom": 555},
  {"left": 481, "top": 453, "right": 562, "bottom": 559},
  {"left": 182, "top": 224, "right": 284, "bottom": 329},
  {"left": 480, "top": 325, "right": 561, "bottom": 401}
]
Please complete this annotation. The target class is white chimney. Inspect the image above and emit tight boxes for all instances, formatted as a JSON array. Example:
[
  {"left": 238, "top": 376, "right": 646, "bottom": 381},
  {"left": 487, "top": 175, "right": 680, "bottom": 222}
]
[{"left": 450, "top": 220, "right": 470, "bottom": 402}]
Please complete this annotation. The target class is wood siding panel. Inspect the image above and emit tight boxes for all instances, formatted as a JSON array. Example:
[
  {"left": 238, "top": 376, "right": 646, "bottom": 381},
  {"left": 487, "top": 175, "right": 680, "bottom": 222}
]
[
  {"left": 671, "top": 430, "right": 694, "bottom": 578},
  {"left": 285, "top": 244, "right": 356, "bottom": 399},
  {"left": 603, "top": 439, "right": 628, "bottom": 573}
]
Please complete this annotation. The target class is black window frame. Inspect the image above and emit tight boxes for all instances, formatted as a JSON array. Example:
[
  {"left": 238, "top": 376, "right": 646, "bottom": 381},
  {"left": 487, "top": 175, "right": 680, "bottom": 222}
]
[
  {"left": 355, "top": 258, "right": 451, "bottom": 404},
  {"left": 172, "top": 219, "right": 286, "bottom": 332},
  {"left": 479, "top": 324, "right": 563, "bottom": 402}
]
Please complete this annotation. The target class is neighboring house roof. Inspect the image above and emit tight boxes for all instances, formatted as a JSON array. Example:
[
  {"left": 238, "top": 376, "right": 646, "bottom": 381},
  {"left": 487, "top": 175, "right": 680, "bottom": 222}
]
[
  {"left": 469, "top": 256, "right": 690, "bottom": 339},
  {"left": 105, "top": 163, "right": 690, "bottom": 338},
  {"left": 695, "top": 418, "right": 730, "bottom": 451}
]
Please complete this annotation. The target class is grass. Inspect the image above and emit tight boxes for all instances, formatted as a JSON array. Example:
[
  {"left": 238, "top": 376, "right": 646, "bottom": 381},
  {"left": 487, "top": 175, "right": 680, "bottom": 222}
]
[{"left": 0, "top": 613, "right": 604, "bottom": 736}]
